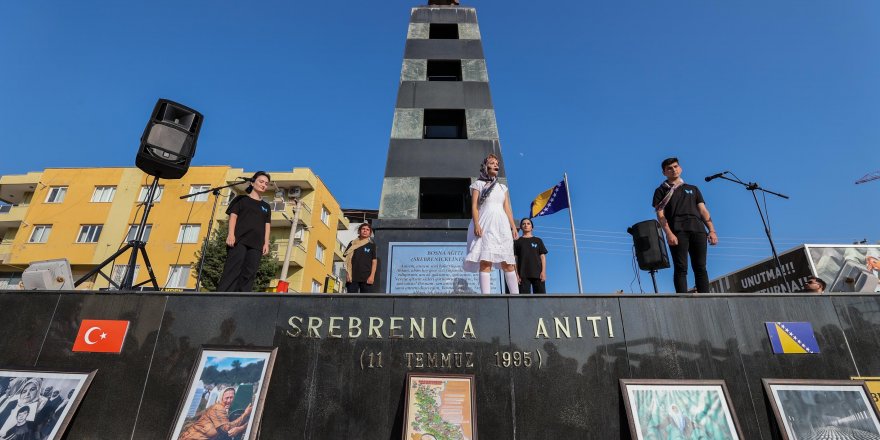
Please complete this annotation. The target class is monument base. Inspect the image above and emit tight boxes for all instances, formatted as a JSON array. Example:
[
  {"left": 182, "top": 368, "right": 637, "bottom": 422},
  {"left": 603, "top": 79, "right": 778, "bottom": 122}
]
[{"left": 372, "top": 218, "right": 472, "bottom": 293}]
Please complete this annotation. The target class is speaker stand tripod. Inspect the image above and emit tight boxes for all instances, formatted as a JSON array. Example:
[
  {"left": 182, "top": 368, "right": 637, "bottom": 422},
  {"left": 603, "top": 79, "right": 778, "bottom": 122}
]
[
  {"left": 75, "top": 176, "right": 161, "bottom": 290},
  {"left": 648, "top": 269, "right": 660, "bottom": 294}
]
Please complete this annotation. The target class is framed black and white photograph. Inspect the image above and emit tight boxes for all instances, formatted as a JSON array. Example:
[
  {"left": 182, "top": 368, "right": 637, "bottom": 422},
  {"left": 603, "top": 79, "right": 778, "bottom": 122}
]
[
  {"left": 169, "top": 347, "right": 277, "bottom": 440},
  {"left": 764, "top": 379, "right": 880, "bottom": 440},
  {"left": 0, "top": 368, "right": 96, "bottom": 440},
  {"left": 620, "top": 379, "right": 744, "bottom": 440}
]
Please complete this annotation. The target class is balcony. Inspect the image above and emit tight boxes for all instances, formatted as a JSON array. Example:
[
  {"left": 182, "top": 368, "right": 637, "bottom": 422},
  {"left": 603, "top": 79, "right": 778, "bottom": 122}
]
[
  {"left": 0, "top": 240, "right": 12, "bottom": 263},
  {"left": 272, "top": 239, "right": 307, "bottom": 268},
  {"left": 334, "top": 239, "right": 346, "bottom": 262},
  {"left": 0, "top": 172, "right": 40, "bottom": 204},
  {"left": 0, "top": 205, "right": 27, "bottom": 228},
  {"left": 270, "top": 202, "right": 311, "bottom": 227}
]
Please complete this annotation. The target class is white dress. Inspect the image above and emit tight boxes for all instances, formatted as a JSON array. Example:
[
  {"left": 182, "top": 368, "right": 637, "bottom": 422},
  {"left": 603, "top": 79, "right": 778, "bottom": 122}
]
[{"left": 464, "top": 180, "right": 516, "bottom": 272}]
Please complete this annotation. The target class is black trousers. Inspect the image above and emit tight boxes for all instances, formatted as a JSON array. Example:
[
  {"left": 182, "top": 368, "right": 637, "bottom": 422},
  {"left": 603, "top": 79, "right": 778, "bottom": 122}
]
[
  {"left": 669, "top": 230, "right": 709, "bottom": 293},
  {"left": 346, "top": 281, "right": 373, "bottom": 293},
  {"left": 519, "top": 278, "right": 546, "bottom": 294},
  {"left": 217, "top": 243, "right": 262, "bottom": 292}
]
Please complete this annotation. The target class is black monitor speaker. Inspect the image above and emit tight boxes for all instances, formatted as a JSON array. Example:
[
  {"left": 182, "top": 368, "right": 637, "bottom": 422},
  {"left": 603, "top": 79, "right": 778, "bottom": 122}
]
[
  {"left": 627, "top": 220, "right": 671, "bottom": 271},
  {"left": 135, "top": 99, "right": 203, "bottom": 179}
]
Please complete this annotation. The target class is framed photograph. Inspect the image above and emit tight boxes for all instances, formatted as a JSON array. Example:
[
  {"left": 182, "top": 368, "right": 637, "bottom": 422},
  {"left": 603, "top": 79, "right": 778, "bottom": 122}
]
[
  {"left": 620, "top": 379, "right": 744, "bottom": 440},
  {"left": 852, "top": 376, "right": 880, "bottom": 413},
  {"left": 169, "top": 347, "right": 277, "bottom": 440},
  {"left": 763, "top": 378, "right": 880, "bottom": 440},
  {"left": 403, "top": 373, "right": 476, "bottom": 440},
  {"left": 0, "top": 368, "right": 96, "bottom": 440}
]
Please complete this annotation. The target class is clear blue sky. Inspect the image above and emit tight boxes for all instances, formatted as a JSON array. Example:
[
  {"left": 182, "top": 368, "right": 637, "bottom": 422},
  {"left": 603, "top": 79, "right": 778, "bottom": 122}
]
[{"left": 1, "top": 1, "right": 878, "bottom": 293}]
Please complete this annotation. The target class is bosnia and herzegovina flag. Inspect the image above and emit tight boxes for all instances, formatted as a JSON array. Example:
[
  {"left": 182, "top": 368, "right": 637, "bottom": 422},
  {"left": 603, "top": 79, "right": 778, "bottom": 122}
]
[
  {"left": 765, "top": 322, "right": 820, "bottom": 354},
  {"left": 530, "top": 180, "right": 569, "bottom": 218}
]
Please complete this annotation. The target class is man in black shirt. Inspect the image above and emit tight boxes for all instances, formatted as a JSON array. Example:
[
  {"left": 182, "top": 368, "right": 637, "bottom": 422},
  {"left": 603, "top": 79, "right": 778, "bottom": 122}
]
[
  {"left": 513, "top": 218, "right": 548, "bottom": 294},
  {"left": 653, "top": 158, "right": 718, "bottom": 293},
  {"left": 343, "top": 223, "right": 377, "bottom": 293}
]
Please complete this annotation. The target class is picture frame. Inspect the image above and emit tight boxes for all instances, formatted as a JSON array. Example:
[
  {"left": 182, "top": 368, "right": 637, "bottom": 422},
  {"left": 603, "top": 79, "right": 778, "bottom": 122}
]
[
  {"left": 0, "top": 367, "right": 96, "bottom": 440},
  {"left": 403, "top": 373, "right": 476, "bottom": 440},
  {"left": 763, "top": 378, "right": 880, "bottom": 440},
  {"left": 620, "top": 379, "right": 744, "bottom": 440},
  {"left": 168, "top": 346, "right": 278, "bottom": 440},
  {"left": 851, "top": 376, "right": 880, "bottom": 413}
]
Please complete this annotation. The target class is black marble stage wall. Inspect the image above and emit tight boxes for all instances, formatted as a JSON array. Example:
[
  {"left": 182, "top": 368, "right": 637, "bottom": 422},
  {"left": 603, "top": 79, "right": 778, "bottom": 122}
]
[{"left": 2, "top": 291, "right": 879, "bottom": 439}]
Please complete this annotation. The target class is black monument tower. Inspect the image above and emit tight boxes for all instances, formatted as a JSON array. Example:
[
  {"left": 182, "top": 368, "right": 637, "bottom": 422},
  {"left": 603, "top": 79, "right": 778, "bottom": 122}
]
[{"left": 372, "top": 2, "right": 507, "bottom": 292}]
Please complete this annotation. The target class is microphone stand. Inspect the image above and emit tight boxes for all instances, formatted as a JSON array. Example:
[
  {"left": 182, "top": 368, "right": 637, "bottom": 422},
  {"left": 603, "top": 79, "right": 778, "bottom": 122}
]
[
  {"left": 181, "top": 178, "right": 248, "bottom": 291},
  {"left": 713, "top": 174, "right": 791, "bottom": 291}
]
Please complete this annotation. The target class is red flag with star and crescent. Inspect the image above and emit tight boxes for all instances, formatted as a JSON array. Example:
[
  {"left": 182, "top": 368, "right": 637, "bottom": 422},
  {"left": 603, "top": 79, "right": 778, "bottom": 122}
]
[{"left": 72, "top": 319, "right": 129, "bottom": 353}]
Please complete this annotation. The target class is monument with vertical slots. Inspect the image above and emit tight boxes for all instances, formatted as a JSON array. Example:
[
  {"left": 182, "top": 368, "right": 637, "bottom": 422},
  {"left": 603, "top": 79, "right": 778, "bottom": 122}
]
[{"left": 372, "top": 1, "right": 508, "bottom": 293}]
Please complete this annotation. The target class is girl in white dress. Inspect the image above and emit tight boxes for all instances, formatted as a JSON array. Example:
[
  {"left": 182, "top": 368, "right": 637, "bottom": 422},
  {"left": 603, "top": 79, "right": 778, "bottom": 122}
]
[{"left": 463, "top": 154, "right": 520, "bottom": 294}]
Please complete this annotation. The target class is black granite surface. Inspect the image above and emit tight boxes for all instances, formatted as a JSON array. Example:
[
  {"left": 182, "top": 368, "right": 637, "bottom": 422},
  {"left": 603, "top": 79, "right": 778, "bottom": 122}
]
[{"left": 0, "top": 292, "right": 876, "bottom": 440}]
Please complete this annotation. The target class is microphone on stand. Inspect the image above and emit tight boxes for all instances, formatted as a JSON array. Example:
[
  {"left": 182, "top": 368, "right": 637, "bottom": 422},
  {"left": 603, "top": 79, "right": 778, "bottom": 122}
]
[
  {"left": 237, "top": 176, "right": 253, "bottom": 182},
  {"left": 704, "top": 171, "right": 728, "bottom": 182}
]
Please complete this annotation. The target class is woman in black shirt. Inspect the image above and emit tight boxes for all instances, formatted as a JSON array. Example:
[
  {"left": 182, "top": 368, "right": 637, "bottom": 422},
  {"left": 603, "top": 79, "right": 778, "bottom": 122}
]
[{"left": 216, "top": 171, "right": 272, "bottom": 292}]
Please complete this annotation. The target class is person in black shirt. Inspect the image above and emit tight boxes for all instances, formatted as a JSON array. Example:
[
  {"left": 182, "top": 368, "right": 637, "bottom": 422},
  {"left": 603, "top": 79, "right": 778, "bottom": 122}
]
[
  {"left": 653, "top": 158, "right": 718, "bottom": 293},
  {"left": 513, "top": 218, "right": 548, "bottom": 294},
  {"left": 217, "top": 171, "right": 272, "bottom": 292},
  {"left": 3, "top": 406, "right": 38, "bottom": 440},
  {"left": 343, "top": 223, "right": 377, "bottom": 293}
]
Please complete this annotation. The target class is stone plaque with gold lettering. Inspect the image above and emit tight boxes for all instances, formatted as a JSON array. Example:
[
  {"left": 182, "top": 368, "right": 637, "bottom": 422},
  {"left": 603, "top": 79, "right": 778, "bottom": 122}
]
[{"left": 386, "top": 242, "right": 502, "bottom": 294}]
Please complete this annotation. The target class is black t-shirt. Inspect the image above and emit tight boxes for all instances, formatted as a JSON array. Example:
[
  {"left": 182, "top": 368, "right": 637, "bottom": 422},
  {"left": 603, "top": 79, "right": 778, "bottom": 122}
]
[
  {"left": 514, "top": 236, "right": 548, "bottom": 278},
  {"left": 346, "top": 241, "right": 377, "bottom": 282},
  {"left": 226, "top": 195, "right": 271, "bottom": 249},
  {"left": 652, "top": 183, "right": 706, "bottom": 233},
  {"left": 4, "top": 422, "right": 38, "bottom": 440}
]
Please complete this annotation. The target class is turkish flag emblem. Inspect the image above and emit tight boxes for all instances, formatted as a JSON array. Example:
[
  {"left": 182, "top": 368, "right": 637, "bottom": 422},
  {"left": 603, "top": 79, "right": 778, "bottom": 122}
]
[{"left": 72, "top": 319, "right": 130, "bottom": 353}]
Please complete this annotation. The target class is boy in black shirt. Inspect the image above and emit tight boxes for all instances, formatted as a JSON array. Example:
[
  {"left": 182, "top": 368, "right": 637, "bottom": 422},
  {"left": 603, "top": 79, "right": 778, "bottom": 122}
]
[
  {"left": 217, "top": 171, "right": 272, "bottom": 292},
  {"left": 4, "top": 406, "right": 38, "bottom": 440},
  {"left": 513, "top": 218, "right": 548, "bottom": 294},
  {"left": 343, "top": 223, "right": 377, "bottom": 293},
  {"left": 653, "top": 158, "right": 718, "bottom": 293}
]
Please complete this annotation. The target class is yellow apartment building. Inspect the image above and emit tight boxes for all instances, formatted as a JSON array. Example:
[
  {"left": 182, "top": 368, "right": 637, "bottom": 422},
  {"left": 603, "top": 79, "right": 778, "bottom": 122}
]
[{"left": 0, "top": 166, "right": 348, "bottom": 292}]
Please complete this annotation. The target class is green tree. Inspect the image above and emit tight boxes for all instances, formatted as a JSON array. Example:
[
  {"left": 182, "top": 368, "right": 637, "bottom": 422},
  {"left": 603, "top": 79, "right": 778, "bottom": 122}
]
[{"left": 192, "top": 221, "right": 280, "bottom": 292}]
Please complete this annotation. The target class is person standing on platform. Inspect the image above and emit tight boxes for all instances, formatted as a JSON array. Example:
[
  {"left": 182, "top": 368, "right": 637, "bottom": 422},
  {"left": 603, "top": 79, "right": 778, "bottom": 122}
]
[
  {"left": 216, "top": 171, "right": 272, "bottom": 292},
  {"left": 344, "top": 223, "right": 377, "bottom": 293},
  {"left": 802, "top": 276, "right": 826, "bottom": 293},
  {"left": 514, "top": 218, "right": 548, "bottom": 294},
  {"left": 464, "top": 154, "right": 520, "bottom": 294},
  {"left": 653, "top": 157, "right": 718, "bottom": 293}
]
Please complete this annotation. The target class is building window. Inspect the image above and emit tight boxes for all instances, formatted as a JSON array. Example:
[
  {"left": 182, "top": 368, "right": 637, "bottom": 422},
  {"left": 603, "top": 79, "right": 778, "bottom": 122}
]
[
  {"left": 76, "top": 225, "right": 103, "bottom": 243},
  {"left": 316, "top": 243, "right": 326, "bottom": 263},
  {"left": 137, "top": 185, "right": 164, "bottom": 203},
  {"left": 177, "top": 224, "right": 201, "bottom": 243},
  {"left": 427, "top": 60, "right": 462, "bottom": 81},
  {"left": 424, "top": 109, "right": 466, "bottom": 139},
  {"left": 44, "top": 186, "right": 67, "bottom": 203},
  {"left": 126, "top": 224, "right": 152, "bottom": 243},
  {"left": 110, "top": 264, "right": 140, "bottom": 289},
  {"left": 187, "top": 185, "right": 210, "bottom": 202},
  {"left": 91, "top": 186, "right": 117, "bottom": 203},
  {"left": 321, "top": 206, "right": 330, "bottom": 225},
  {"left": 166, "top": 265, "right": 190, "bottom": 288},
  {"left": 429, "top": 23, "right": 458, "bottom": 39},
  {"left": 28, "top": 225, "right": 51, "bottom": 243},
  {"left": 311, "top": 279, "right": 322, "bottom": 293}
]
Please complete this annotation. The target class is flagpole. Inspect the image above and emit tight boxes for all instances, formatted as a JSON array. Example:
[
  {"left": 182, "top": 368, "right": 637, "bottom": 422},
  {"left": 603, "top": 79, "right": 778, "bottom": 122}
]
[{"left": 564, "top": 172, "right": 584, "bottom": 294}]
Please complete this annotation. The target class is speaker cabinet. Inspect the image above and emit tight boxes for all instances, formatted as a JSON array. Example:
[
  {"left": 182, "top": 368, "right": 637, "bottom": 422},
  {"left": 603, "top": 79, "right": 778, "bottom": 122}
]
[
  {"left": 627, "top": 220, "right": 671, "bottom": 271},
  {"left": 135, "top": 99, "right": 203, "bottom": 179}
]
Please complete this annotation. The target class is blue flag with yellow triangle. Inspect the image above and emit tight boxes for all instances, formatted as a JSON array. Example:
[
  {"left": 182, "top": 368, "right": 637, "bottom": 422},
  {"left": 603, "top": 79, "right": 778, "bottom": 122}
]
[
  {"left": 765, "top": 322, "right": 820, "bottom": 354},
  {"left": 530, "top": 180, "right": 569, "bottom": 218}
]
